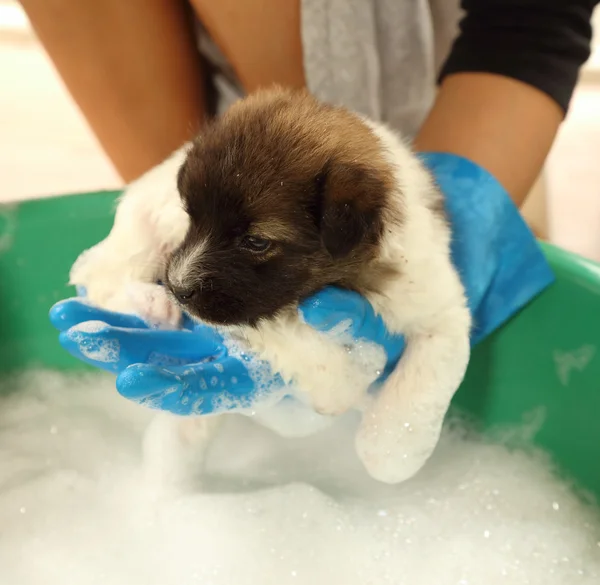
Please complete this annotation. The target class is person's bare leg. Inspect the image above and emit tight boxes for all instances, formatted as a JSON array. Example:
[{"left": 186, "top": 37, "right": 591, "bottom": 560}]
[
  {"left": 190, "top": 0, "right": 305, "bottom": 92},
  {"left": 21, "top": 0, "right": 206, "bottom": 182}
]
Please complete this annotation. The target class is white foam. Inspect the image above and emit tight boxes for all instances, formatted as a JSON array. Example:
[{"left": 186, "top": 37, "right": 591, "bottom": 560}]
[
  {"left": 218, "top": 317, "right": 386, "bottom": 425},
  {"left": 219, "top": 336, "right": 289, "bottom": 415},
  {"left": 70, "top": 320, "right": 109, "bottom": 334},
  {"left": 66, "top": 322, "right": 120, "bottom": 363},
  {"left": 0, "top": 370, "right": 598, "bottom": 585}
]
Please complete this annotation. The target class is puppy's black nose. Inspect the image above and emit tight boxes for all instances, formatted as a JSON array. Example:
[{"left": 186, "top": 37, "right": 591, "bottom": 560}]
[{"left": 171, "top": 287, "right": 196, "bottom": 305}]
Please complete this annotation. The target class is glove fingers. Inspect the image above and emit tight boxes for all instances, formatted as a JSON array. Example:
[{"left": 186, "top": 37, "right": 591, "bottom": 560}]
[
  {"left": 114, "top": 365, "right": 191, "bottom": 413},
  {"left": 116, "top": 363, "right": 181, "bottom": 399},
  {"left": 300, "top": 286, "right": 406, "bottom": 371},
  {"left": 116, "top": 364, "right": 216, "bottom": 415},
  {"left": 50, "top": 298, "right": 203, "bottom": 335},
  {"left": 116, "top": 357, "right": 259, "bottom": 415},
  {"left": 299, "top": 286, "right": 368, "bottom": 335},
  {"left": 59, "top": 321, "right": 224, "bottom": 374},
  {"left": 58, "top": 322, "right": 123, "bottom": 373},
  {"left": 117, "top": 358, "right": 254, "bottom": 398},
  {"left": 50, "top": 298, "right": 148, "bottom": 331}
]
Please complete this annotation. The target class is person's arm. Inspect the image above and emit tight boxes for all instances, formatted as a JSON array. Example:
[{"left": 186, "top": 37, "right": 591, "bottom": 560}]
[
  {"left": 415, "top": 0, "right": 599, "bottom": 207},
  {"left": 21, "top": 0, "right": 207, "bottom": 182}
]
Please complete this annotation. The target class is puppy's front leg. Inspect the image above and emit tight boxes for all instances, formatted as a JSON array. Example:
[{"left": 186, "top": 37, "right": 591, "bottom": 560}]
[
  {"left": 70, "top": 148, "right": 189, "bottom": 316},
  {"left": 355, "top": 309, "right": 470, "bottom": 484},
  {"left": 142, "top": 413, "right": 222, "bottom": 492}
]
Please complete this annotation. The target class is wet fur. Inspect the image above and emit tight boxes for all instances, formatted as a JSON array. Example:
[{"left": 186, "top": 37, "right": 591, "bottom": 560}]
[{"left": 70, "top": 88, "right": 471, "bottom": 487}]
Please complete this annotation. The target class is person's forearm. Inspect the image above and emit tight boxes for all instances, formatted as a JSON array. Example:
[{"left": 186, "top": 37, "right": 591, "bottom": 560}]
[
  {"left": 414, "top": 73, "right": 563, "bottom": 207},
  {"left": 22, "top": 0, "right": 207, "bottom": 182},
  {"left": 418, "top": 0, "right": 598, "bottom": 207}
]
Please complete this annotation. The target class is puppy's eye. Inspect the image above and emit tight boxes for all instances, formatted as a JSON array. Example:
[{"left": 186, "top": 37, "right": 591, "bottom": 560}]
[{"left": 241, "top": 235, "right": 272, "bottom": 253}]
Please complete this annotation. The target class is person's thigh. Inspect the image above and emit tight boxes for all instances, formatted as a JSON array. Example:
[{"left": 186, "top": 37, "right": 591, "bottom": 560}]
[
  {"left": 190, "top": 0, "right": 305, "bottom": 92},
  {"left": 22, "top": 0, "right": 207, "bottom": 182}
]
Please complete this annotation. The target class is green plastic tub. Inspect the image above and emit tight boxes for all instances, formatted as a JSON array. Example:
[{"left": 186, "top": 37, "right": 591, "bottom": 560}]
[{"left": 1, "top": 192, "right": 600, "bottom": 499}]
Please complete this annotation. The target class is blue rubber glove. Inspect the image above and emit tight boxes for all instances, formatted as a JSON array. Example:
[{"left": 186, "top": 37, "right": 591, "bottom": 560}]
[
  {"left": 49, "top": 290, "right": 400, "bottom": 414},
  {"left": 419, "top": 153, "right": 554, "bottom": 343},
  {"left": 49, "top": 298, "right": 286, "bottom": 414},
  {"left": 302, "top": 153, "right": 556, "bottom": 347},
  {"left": 50, "top": 152, "right": 555, "bottom": 415}
]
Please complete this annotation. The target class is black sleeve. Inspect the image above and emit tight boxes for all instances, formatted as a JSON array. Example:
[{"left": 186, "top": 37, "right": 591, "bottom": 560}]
[{"left": 439, "top": 0, "right": 599, "bottom": 113}]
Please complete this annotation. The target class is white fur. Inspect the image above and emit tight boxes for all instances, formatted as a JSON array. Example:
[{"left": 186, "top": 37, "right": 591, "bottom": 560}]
[
  {"left": 355, "top": 122, "right": 471, "bottom": 482},
  {"left": 167, "top": 235, "right": 211, "bottom": 290},
  {"left": 70, "top": 147, "right": 190, "bottom": 323},
  {"left": 70, "top": 116, "right": 470, "bottom": 488}
]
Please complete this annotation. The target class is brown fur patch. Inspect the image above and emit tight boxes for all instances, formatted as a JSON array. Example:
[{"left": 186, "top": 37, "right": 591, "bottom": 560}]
[
  {"left": 169, "top": 87, "right": 401, "bottom": 326},
  {"left": 222, "top": 87, "right": 395, "bottom": 194}
]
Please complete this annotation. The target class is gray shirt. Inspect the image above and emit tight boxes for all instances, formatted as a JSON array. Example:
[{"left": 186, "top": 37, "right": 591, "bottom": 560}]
[{"left": 196, "top": 0, "right": 462, "bottom": 140}]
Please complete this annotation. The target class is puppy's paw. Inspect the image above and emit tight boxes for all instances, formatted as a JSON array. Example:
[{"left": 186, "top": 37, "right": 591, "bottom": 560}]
[
  {"left": 356, "top": 416, "right": 442, "bottom": 484},
  {"left": 124, "top": 282, "right": 182, "bottom": 329},
  {"left": 355, "top": 387, "right": 449, "bottom": 484},
  {"left": 70, "top": 243, "right": 175, "bottom": 325},
  {"left": 70, "top": 244, "right": 126, "bottom": 308}
]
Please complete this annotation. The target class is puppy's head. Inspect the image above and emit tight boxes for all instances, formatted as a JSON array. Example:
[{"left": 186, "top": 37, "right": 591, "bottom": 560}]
[{"left": 166, "top": 88, "right": 397, "bottom": 326}]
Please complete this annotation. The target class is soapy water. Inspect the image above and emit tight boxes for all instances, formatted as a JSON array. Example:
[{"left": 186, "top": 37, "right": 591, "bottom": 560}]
[{"left": 0, "top": 371, "right": 598, "bottom": 585}]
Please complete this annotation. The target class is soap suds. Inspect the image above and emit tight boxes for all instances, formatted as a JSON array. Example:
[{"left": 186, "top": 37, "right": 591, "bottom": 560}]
[
  {"left": 0, "top": 371, "right": 598, "bottom": 585},
  {"left": 64, "top": 322, "right": 120, "bottom": 363},
  {"left": 70, "top": 320, "right": 110, "bottom": 334}
]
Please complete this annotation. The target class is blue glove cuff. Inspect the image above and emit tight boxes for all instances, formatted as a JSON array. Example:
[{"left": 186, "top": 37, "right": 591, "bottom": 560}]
[{"left": 418, "top": 152, "right": 555, "bottom": 344}]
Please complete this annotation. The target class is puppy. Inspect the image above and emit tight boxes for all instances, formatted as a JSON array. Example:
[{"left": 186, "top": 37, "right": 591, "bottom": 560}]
[{"left": 70, "top": 88, "right": 471, "bottom": 486}]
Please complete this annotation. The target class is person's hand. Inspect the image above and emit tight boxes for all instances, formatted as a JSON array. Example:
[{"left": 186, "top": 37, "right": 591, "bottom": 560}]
[
  {"left": 49, "top": 298, "right": 285, "bottom": 414},
  {"left": 49, "top": 289, "right": 402, "bottom": 414},
  {"left": 417, "top": 152, "right": 554, "bottom": 343},
  {"left": 298, "top": 287, "right": 405, "bottom": 379}
]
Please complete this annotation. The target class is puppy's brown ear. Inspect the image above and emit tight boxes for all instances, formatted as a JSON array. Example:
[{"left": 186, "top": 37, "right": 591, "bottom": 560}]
[{"left": 317, "top": 161, "right": 387, "bottom": 259}]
